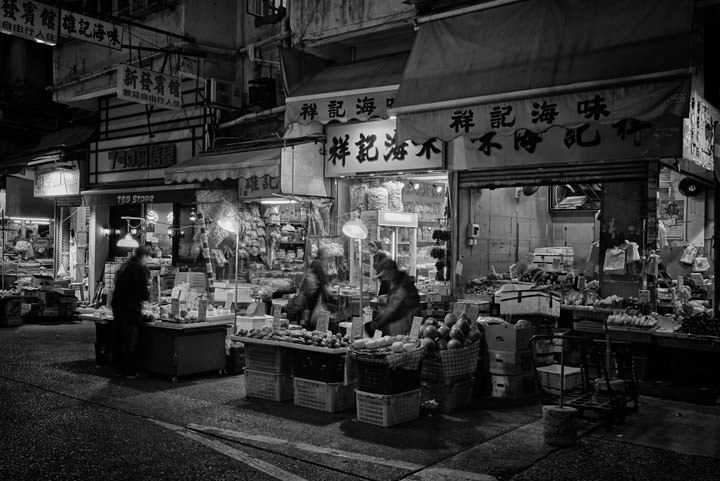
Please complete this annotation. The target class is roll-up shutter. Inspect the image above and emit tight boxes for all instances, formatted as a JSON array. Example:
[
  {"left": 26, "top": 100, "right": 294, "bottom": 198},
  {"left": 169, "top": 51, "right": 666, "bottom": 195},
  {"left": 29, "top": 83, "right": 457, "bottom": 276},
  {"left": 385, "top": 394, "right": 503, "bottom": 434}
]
[{"left": 457, "top": 159, "right": 651, "bottom": 189}]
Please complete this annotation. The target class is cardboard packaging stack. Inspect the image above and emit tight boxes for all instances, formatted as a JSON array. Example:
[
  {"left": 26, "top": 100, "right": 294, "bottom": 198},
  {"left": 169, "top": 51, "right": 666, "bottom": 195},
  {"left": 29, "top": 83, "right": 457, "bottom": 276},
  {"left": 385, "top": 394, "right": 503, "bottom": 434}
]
[{"left": 484, "top": 321, "right": 537, "bottom": 400}]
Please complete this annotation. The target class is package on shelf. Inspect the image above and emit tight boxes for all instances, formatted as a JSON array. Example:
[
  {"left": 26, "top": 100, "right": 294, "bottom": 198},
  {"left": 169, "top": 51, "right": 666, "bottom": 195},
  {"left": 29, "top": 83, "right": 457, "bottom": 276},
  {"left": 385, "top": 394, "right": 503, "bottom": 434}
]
[{"left": 531, "top": 246, "right": 574, "bottom": 273}]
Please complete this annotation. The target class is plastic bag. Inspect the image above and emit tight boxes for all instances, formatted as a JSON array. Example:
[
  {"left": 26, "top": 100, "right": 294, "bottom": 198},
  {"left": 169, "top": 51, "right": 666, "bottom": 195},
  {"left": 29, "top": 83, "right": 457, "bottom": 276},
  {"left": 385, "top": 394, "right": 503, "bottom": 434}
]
[
  {"left": 692, "top": 256, "right": 710, "bottom": 272},
  {"left": 603, "top": 248, "right": 626, "bottom": 275},
  {"left": 680, "top": 245, "right": 698, "bottom": 265}
]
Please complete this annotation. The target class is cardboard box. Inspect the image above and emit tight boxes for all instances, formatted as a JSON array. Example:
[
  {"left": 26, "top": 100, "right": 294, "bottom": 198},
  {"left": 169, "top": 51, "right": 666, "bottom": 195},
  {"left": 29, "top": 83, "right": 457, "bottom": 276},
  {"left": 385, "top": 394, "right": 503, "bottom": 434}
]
[
  {"left": 536, "top": 364, "right": 583, "bottom": 393},
  {"left": 487, "top": 349, "right": 534, "bottom": 375},
  {"left": 490, "top": 373, "right": 537, "bottom": 400},
  {"left": 499, "top": 285, "right": 561, "bottom": 317},
  {"left": 234, "top": 315, "right": 273, "bottom": 333},
  {"left": 484, "top": 322, "right": 535, "bottom": 352}
]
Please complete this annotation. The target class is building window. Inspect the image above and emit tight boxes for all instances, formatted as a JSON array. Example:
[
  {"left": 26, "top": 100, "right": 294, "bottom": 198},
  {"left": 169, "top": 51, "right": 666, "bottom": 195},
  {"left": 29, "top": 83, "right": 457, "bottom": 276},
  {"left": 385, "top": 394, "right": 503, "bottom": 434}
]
[{"left": 247, "top": 0, "right": 286, "bottom": 23}]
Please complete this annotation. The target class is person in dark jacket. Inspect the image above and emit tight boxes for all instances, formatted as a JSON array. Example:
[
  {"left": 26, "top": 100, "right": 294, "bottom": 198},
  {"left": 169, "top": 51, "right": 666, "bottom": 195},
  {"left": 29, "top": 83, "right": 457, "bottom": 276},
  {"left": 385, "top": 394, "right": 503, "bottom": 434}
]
[
  {"left": 368, "top": 240, "right": 391, "bottom": 296},
  {"left": 370, "top": 258, "right": 421, "bottom": 336},
  {"left": 111, "top": 246, "right": 152, "bottom": 378}
]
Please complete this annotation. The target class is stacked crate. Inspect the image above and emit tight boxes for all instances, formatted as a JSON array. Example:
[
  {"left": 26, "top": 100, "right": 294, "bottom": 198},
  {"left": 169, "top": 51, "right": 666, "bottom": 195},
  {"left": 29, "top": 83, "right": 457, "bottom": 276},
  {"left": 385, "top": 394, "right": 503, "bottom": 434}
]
[
  {"left": 244, "top": 343, "right": 293, "bottom": 401},
  {"left": 292, "top": 349, "right": 355, "bottom": 413},
  {"left": 421, "top": 341, "right": 480, "bottom": 413},
  {"left": 484, "top": 322, "right": 537, "bottom": 400}
]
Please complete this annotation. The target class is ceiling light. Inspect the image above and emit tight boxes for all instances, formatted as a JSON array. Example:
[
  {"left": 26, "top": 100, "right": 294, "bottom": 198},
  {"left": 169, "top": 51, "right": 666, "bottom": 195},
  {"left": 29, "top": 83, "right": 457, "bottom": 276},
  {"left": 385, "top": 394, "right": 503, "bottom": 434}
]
[
  {"left": 342, "top": 219, "right": 368, "bottom": 239},
  {"left": 117, "top": 233, "right": 139, "bottom": 248}
]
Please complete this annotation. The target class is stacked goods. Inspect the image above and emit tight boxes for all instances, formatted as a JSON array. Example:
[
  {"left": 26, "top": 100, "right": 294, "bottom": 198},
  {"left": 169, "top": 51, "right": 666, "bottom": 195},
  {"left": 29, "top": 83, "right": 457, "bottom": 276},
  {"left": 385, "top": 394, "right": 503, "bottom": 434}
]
[
  {"left": 350, "top": 336, "right": 424, "bottom": 426},
  {"left": 419, "top": 314, "right": 482, "bottom": 413},
  {"left": 243, "top": 339, "right": 294, "bottom": 402},
  {"left": 498, "top": 284, "right": 561, "bottom": 317},
  {"left": 482, "top": 319, "right": 537, "bottom": 400}
]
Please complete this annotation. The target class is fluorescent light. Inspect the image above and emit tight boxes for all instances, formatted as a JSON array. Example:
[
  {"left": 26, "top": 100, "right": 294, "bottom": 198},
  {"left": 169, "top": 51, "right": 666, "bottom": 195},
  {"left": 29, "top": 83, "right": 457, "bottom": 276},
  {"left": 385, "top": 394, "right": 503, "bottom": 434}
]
[
  {"left": 259, "top": 199, "right": 297, "bottom": 205},
  {"left": 6, "top": 217, "right": 51, "bottom": 225}
]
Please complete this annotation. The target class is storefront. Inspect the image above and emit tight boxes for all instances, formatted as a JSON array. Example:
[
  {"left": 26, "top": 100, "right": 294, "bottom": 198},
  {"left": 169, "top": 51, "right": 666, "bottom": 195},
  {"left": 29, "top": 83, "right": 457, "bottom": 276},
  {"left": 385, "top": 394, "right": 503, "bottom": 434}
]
[{"left": 386, "top": 0, "right": 718, "bottom": 384}]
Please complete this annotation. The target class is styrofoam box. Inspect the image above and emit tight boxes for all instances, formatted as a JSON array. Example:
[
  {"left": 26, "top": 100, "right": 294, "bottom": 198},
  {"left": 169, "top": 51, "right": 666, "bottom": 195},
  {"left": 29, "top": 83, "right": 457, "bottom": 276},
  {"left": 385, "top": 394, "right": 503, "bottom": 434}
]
[
  {"left": 499, "top": 286, "right": 561, "bottom": 317},
  {"left": 484, "top": 322, "right": 535, "bottom": 352},
  {"left": 490, "top": 373, "right": 537, "bottom": 400},
  {"left": 487, "top": 349, "right": 534, "bottom": 376},
  {"left": 536, "top": 364, "right": 583, "bottom": 393},
  {"left": 235, "top": 315, "right": 273, "bottom": 333}
]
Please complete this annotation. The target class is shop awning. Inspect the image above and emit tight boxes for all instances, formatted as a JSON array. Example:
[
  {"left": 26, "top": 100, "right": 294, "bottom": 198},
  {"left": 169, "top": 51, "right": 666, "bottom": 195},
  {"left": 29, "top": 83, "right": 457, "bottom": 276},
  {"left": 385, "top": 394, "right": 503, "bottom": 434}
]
[
  {"left": 283, "top": 51, "right": 408, "bottom": 126},
  {"left": 1, "top": 123, "right": 97, "bottom": 167},
  {"left": 164, "top": 148, "right": 280, "bottom": 184},
  {"left": 81, "top": 184, "right": 200, "bottom": 206},
  {"left": 390, "top": 0, "right": 693, "bottom": 143}
]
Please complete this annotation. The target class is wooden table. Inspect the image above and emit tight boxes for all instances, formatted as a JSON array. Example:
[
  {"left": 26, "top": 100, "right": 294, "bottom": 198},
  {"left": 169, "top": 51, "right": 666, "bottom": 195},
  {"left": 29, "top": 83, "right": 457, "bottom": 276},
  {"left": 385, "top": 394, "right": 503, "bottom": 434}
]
[{"left": 83, "top": 314, "right": 231, "bottom": 381}]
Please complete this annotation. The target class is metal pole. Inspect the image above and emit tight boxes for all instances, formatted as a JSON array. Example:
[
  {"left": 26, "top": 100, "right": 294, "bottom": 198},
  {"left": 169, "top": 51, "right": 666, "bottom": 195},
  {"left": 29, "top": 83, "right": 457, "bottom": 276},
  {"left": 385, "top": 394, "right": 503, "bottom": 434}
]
[
  {"left": 233, "top": 229, "right": 240, "bottom": 335},
  {"left": 1, "top": 209, "right": 4, "bottom": 290},
  {"left": 358, "top": 239, "right": 363, "bottom": 321}
]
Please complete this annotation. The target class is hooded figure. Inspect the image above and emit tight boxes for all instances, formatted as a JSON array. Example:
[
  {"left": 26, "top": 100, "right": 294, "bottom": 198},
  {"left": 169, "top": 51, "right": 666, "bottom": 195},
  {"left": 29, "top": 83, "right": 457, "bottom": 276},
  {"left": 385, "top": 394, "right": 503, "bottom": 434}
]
[{"left": 371, "top": 258, "right": 420, "bottom": 336}]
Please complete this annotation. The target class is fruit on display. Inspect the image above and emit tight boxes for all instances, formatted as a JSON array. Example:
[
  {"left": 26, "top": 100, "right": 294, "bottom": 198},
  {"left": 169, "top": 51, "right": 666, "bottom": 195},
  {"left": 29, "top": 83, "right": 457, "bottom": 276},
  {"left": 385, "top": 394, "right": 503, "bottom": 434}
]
[
  {"left": 351, "top": 335, "right": 420, "bottom": 355},
  {"left": 420, "top": 313, "right": 482, "bottom": 348},
  {"left": 239, "top": 326, "right": 349, "bottom": 348},
  {"left": 607, "top": 313, "right": 658, "bottom": 329}
]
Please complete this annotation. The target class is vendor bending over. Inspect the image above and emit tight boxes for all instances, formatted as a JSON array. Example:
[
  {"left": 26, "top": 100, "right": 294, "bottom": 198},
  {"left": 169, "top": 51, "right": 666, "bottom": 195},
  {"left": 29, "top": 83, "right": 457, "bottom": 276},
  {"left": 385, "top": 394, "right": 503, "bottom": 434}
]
[{"left": 369, "top": 258, "right": 421, "bottom": 336}]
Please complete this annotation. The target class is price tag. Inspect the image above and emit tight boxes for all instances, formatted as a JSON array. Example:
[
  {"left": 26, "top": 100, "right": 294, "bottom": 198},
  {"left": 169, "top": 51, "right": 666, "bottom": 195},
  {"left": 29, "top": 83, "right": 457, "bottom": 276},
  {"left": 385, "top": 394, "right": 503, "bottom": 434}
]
[
  {"left": 373, "top": 329, "right": 383, "bottom": 339},
  {"left": 638, "top": 289, "right": 651, "bottom": 304},
  {"left": 350, "top": 317, "right": 364, "bottom": 340},
  {"left": 170, "top": 298, "right": 180, "bottom": 316},
  {"left": 272, "top": 316, "right": 282, "bottom": 329},
  {"left": 197, "top": 299, "right": 207, "bottom": 322},
  {"left": 409, "top": 316, "right": 424, "bottom": 340},
  {"left": 315, "top": 310, "right": 330, "bottom": 334}
]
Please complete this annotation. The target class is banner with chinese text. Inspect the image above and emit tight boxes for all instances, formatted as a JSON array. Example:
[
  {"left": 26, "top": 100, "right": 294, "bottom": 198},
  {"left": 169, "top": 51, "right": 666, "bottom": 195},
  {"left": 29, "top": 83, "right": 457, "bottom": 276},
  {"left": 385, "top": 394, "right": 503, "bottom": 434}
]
[
  {"left": 682, "top": 91, "right": 718, "bottom": 171},
  {"left": 117, "top": 64, "right": 182, "bottom": 110},
  {"left": 395, "top": 79, "right": 690, "bottom": 144},
  {"left": 59, "top": 10, "right": 123, "bottom": 50},
  {"left": 325, "top": 119, "right": 443, "bottom": 177},
  {"left": 34, "top": 166, "right": 79, "bottom": 197},
  {"left": 238, "top": 165, "right": 281, "bottom": 199},
  {"left": 0, "top": 0, "right": 58, "bottom": 45},
  {"left": 286, "top": 88, "right": 396, "bottom": 125}
]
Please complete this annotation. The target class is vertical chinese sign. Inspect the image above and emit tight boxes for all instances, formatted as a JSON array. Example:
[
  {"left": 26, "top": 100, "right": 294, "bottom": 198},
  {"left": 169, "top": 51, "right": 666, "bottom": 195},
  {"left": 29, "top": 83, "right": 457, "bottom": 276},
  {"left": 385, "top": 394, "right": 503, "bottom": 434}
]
[
  {"left": 59, "top": 9, "right": 123, "bottom": 50},
  {"left": 0, "top": 0, "right": 58, "bottom": 45},
  {"left": 117, "top": 64, "right": 183, "bottom": 110}
]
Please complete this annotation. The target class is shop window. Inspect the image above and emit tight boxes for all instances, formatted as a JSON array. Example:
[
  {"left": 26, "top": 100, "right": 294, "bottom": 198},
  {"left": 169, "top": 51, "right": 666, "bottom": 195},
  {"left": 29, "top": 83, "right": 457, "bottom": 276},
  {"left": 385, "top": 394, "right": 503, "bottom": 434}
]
[{"left": 549, "top": 183, "right": 601, "bottom": 211}]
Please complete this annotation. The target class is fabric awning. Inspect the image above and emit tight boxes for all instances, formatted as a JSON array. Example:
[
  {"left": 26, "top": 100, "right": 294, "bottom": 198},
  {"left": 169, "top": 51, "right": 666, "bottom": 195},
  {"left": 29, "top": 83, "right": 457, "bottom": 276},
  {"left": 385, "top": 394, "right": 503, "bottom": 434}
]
[
  {"left": 1, "top": 123, "right": 97, "bottom": 166},
  {"left": 164, "top": 148, "right": 280, "bottom": 184},
  {"left": 390, "top": 0, "right": 693, "bottom": 143},
  {"left": 283, "top": 52, "right": 408, "bottom": 126}
]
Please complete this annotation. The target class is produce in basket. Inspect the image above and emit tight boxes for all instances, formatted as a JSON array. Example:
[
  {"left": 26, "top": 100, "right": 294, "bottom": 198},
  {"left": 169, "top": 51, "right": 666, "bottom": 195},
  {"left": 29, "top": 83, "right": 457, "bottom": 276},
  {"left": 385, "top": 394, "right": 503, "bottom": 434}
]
[
  {"left": 420, "top": 314, "right": 482, "bottom": 349},
  {"left": 238, "top": 326, "right": 349, "bottom": 348},
  {"left": 350, "top": 335, "right": 420, "bottom": 355}
]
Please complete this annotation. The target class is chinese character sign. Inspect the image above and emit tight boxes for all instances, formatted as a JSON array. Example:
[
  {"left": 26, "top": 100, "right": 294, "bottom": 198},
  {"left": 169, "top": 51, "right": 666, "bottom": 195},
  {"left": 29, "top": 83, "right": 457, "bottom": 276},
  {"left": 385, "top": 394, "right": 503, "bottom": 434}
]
[
  {"left": 0, "top": 0, "right": 58, "bottom": 45},
  {"left": 288, "top": 89, "right": 396, "bottom": 125},
  {"left": 60, "top": 10, "right": 123, "bottom": 50},
  {"left": 238, "top": 165, "right": 281, "bottom": 198},
  {"left": 34, "top": 168, "right": 79, "bottom": 197},
  {"left": 683, "top": 91, "right": 719, "bottom": 171},
  {"left": 325, "top": 119, "right": 443, "bottom": 177},
  {"left": 117, "top": 64, "right": 182, "bottom": 110}
]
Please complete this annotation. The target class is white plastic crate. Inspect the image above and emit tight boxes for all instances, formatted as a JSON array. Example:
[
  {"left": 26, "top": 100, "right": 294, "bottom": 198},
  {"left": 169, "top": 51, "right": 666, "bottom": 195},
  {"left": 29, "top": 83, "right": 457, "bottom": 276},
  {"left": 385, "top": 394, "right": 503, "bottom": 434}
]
[
  {"left": 355, "top": 389, "right": 421, "bottom": 427},
  {"left": 244, "top": 344, "right": 293, "bottom": 374},
  {"left": 293, "top": 378, "right": 355, "bottom": 413},
  {"left": 531, "top": 247, "right": 574, "bottom": 272},
  {"left": 244, "top": 369, "right": 293, "bottom": 401},
  {"left": 536, "top": 364, "right": 584, "bottom": 393}
]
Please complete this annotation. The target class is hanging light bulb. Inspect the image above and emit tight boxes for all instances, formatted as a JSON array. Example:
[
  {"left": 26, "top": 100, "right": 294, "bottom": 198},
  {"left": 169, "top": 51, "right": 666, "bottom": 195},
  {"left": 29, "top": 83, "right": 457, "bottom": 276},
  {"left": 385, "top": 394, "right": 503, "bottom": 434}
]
[
  {"left": 413, "top": 182, "right": 420, "bottom": 190},
  {"left": 189, "top": 208, "right": 197, "bottom": 223},
  {"left": 435, "top": 184, "right": 443, "bottom": 193},
  {"left": 130, "top": 227, "right": 138, "bottom": 235},
  {"left": 167, "top": 227, "right": 173, "bottom": 236}
]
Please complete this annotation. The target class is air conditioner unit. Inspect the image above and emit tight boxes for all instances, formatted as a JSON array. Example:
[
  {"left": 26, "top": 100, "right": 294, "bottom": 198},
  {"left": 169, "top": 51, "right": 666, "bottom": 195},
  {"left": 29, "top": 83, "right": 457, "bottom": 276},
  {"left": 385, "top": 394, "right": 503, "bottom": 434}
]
[{"left": 207, "top": 78, "right": 243, "bottom": 109}]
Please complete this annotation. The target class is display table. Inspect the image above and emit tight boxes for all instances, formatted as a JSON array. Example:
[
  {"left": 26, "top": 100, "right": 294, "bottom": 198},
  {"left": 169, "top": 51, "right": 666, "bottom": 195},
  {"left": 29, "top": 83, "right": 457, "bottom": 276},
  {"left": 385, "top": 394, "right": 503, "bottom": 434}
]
[{"left": 83, "top": 314, "right": 231, "bottom": 382}]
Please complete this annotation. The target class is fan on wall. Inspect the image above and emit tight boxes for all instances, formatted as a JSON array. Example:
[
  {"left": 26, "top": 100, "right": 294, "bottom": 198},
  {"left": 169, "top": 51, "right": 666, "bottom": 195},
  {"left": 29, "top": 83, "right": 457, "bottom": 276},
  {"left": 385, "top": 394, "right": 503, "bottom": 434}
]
[{"left": 522, "top": 185, "right": 540, "bottom": 196}]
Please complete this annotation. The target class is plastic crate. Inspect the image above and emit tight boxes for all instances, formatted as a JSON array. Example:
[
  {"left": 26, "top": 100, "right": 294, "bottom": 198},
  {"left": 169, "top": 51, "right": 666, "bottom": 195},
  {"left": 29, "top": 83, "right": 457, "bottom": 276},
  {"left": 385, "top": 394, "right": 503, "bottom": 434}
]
[
  {"left": 356, "top": 360, "right": 421, "bottom": 395},
  {"left": 293, "top": 377, "right": 356, "bottom": 413},
  {"left": 244, "top": 343, "right": 293, "bottom": 374},
  {"left": 355, "top": 389, "right": 421, "bottom": 427},
  {"left": 292, "top": 350, "right": 347, "bottom": 383},
  {"left": 244, "top": 369, "right": 293, "bottom": 401},
  {"left": 421, "top": 378, "right": 475, "bottom": 413}
]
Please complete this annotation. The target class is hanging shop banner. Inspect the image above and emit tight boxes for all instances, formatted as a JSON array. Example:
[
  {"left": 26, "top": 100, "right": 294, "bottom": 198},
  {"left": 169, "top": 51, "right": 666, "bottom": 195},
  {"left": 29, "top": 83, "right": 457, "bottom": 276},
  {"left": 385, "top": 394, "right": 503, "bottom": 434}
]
[
  {"left": 117, "top": 64, "right": 183, "bottom": 110},
  {"left": 34, "top": 167, "right": 80, "bottom": 197},
  {"left": 238, "top": 164, "right": 281, "bottom": 199},
  {"left": 449, "top": 114, "right": 683, "bottom": 171},
  {"left": 0, "top": 1, "right": 58, "bottom": 45},
  {"left": 59, "top": 10, "right": 123, "bottom": 50},
  {"left": 325, "top": 119, "right": 444, "bottom": 177},
  {"left": 82, "top": 188, "right": 196, "bottom": 206},
  {"left": 287, "top": 88, "right": 396, "bottom": 125},
  {"left": 105, "top": 143, "right": 177, "bottom": 172},
  {"left": 395, "top": 79, "right": 690, "bottom": 143},
  {"left": 682, "top": 91, "right": 719, "bottom": 172}
]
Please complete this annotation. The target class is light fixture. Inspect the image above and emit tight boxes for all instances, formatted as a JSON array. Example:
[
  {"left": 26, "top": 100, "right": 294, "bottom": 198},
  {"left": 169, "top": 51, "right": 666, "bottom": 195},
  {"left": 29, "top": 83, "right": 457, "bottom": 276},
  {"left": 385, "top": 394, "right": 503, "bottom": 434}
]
[
  {"left": 167, "top": 227, "right": 173, "bottom": 237},
  {"left": 130, "top": 227, "right": 138, "bottom": 235},
  {"left": 434, "top": 184, "right": 443, "bottom": 193},
  {"left": 117, "top": 233, "right": 139, "bottom": 249},
  {"left": 189, "top": 208, "right": 197, "bottom": 222},
  {"left": 217, "top": 203, "right": 243, "bottom": 334},
  {"left": 259, "top": 198, "right": 297, "bottom": 205},
  {"left": 410, "top": 181, "right": 420, "bottom": 190},
  {"left": 102, "top": 226, "right": 111, "bottom": 237},
  {"left": 342, "top": 218, "right": 368, "bottom": 240}
]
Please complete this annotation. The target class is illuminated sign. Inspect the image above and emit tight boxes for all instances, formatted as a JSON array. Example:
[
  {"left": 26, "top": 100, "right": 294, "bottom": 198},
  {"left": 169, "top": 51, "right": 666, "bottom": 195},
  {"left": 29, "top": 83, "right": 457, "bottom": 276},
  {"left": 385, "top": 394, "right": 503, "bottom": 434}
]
[{"left": 34, "top": 169, "right": 79, "bottom": 197}]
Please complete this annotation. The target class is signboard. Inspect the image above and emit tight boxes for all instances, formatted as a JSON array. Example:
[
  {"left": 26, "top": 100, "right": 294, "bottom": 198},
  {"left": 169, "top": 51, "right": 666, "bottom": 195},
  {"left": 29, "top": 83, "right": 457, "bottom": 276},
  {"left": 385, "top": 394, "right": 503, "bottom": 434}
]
[
  {"left": 59, "top": 10, "right": 123, "bottom": 50},
  {"left": 683, "top": 91, "right": 719, "bottom": 171},
  {"left": 108, "top": 144, "right": 176, "bottom": 171},
  {"left": 117, "top": 64, "right": 183, "bottom": 110},
  {"left": 325, "top": 118, "right": 444, "bottom": 177},
  {"left": 287, "top": 88, "right": 396, "bottom": 125},
  {"left": 238, "top": 164, "right": 281, "bottom": 199},
  {"left": 34, "top": 168, "right": 79, "bottom": 197},
  {"left": 0, "top": 0, "right": 58, "bottom": 45}
]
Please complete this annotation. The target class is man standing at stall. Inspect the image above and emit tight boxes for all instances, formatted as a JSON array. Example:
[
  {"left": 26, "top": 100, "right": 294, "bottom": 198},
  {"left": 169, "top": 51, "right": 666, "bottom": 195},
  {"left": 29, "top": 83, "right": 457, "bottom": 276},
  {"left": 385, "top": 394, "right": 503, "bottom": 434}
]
[
  {"left": 371, "top": 258, "right": 420, "bottom": 336},
  {"left": 111, "top": 246, "right": 152, "bottom": 379},
  {"left": 368, "top": 240, "right": 391, "bottom": 296}
]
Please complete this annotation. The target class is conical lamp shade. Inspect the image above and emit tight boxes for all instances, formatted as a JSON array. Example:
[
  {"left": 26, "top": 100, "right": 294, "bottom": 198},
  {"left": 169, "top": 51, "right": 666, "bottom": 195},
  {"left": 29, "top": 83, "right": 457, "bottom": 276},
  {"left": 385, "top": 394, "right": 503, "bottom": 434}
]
[
  {"left": 342, "top": 218, "right": 368, "bottom": 239},
  {"left": 117, "top": 233, "right": 139, "bottom": 248},
  {"left": 218, "top": 216, "right": 240, "bottom": 234}
]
